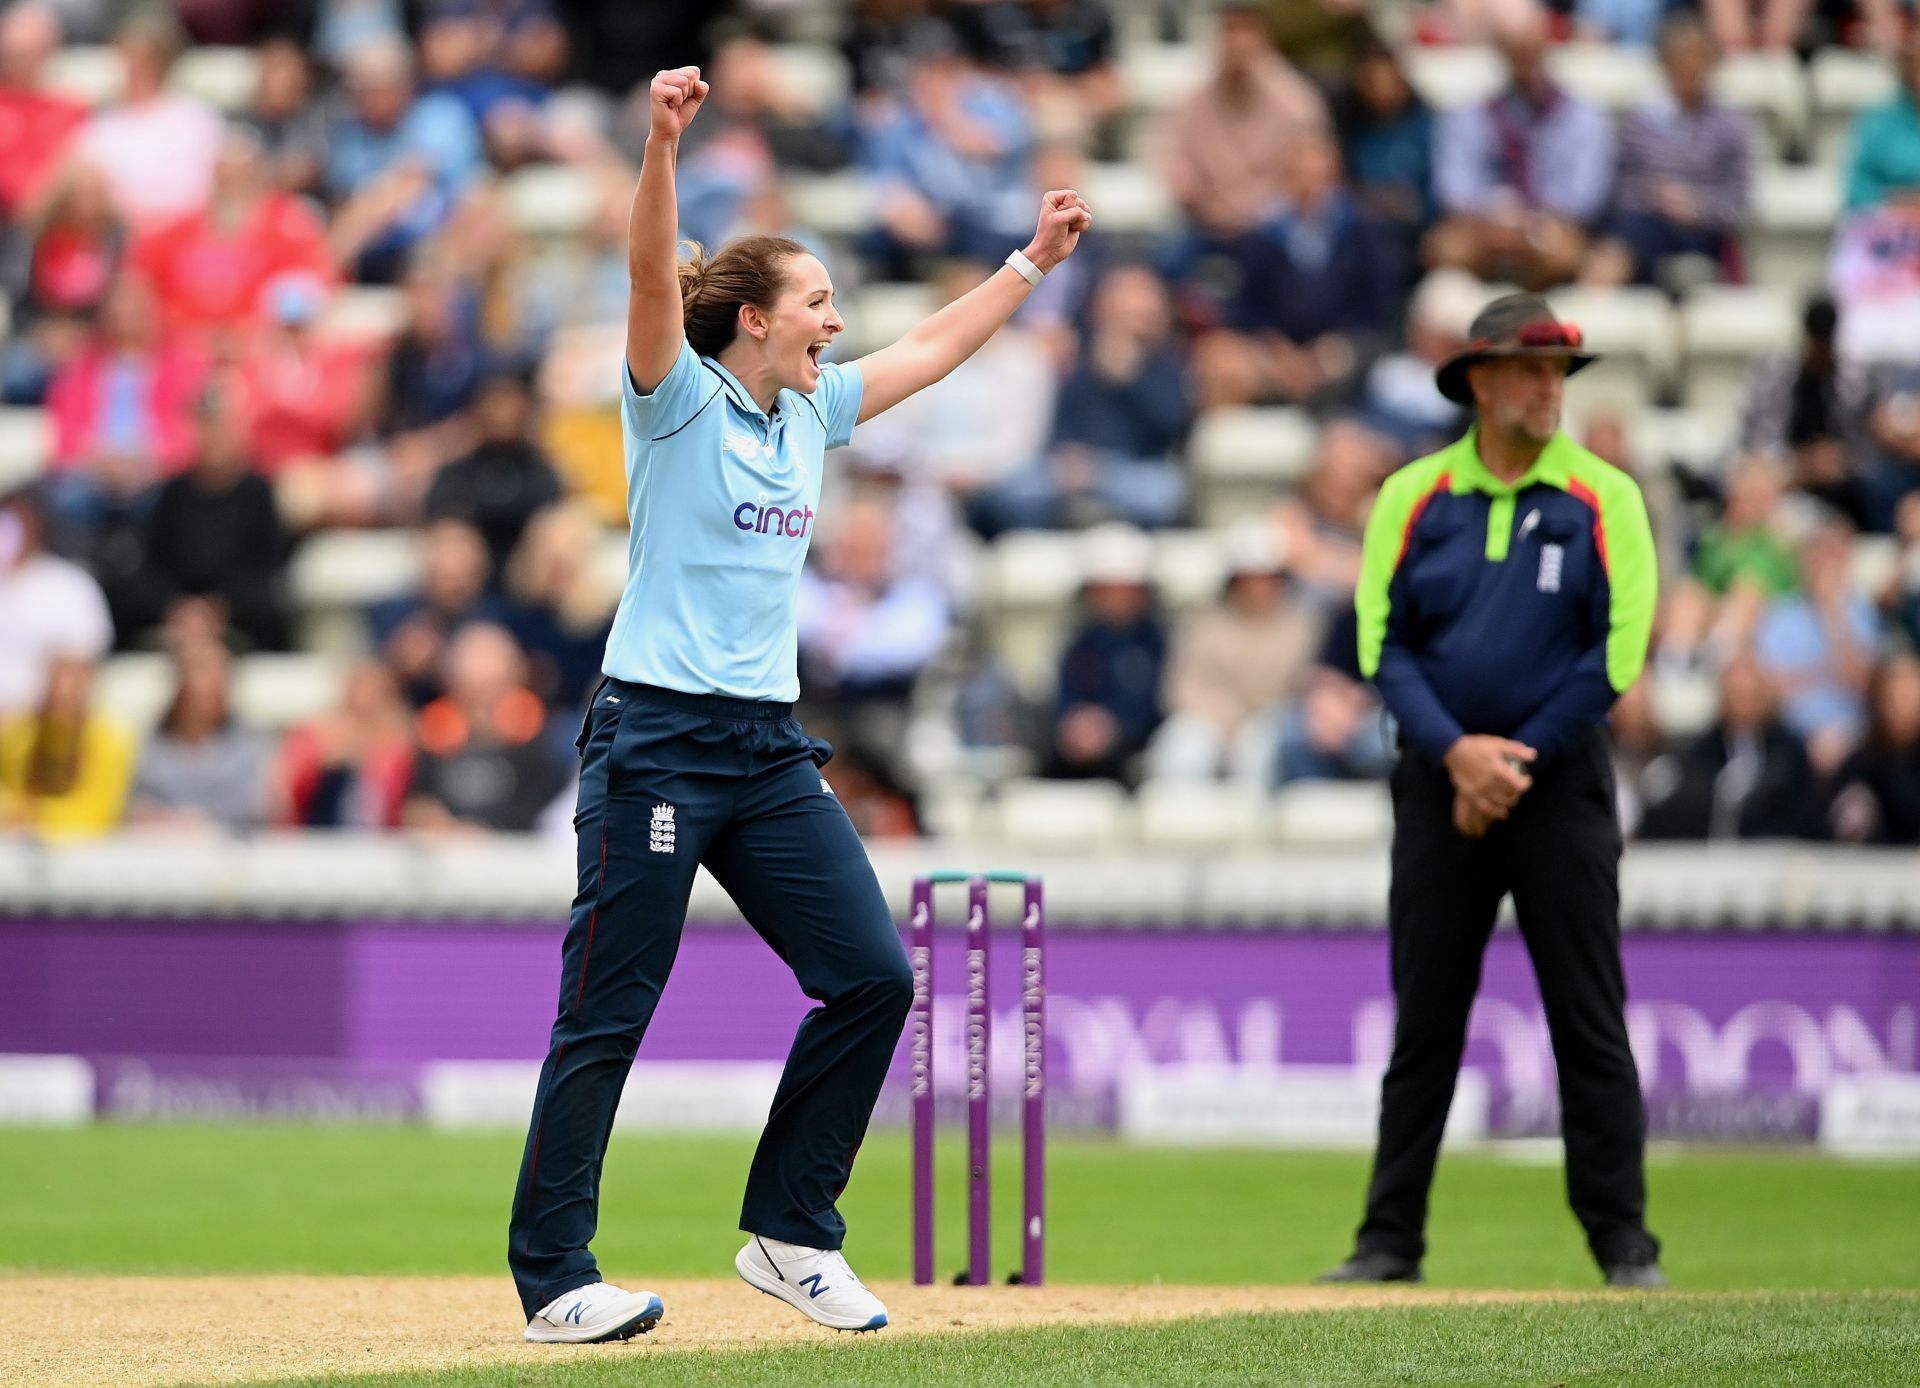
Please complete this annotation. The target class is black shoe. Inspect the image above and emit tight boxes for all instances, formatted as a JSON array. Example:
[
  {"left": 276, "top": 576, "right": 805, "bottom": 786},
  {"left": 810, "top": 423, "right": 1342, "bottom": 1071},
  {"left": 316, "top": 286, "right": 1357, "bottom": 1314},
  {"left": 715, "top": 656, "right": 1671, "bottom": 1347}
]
[
  {"left": 1316, "top": 1250, "right": 1424, "bottom": 1284},
  {"left": 1603, "top": 1260, "right": 1670, "bottom": 1289}
]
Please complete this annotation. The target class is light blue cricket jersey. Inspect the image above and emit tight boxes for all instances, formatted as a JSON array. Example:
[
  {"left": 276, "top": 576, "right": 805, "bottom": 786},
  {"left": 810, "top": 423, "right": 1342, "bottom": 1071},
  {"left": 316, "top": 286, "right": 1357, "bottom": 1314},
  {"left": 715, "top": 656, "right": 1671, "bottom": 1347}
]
[{"left": 603, "top": 340, "right": 863, "bottom": 702}]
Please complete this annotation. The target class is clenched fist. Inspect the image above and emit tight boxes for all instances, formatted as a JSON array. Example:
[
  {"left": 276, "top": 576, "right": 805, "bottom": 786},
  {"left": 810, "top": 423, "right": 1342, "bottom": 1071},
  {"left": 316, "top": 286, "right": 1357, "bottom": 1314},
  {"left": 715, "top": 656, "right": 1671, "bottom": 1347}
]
[
  {"left": 649, "top": 66, "right": 709, "bottom": 143},
  {"left": 1024, "top": 189, "right": 1094, "bottom": 273}
]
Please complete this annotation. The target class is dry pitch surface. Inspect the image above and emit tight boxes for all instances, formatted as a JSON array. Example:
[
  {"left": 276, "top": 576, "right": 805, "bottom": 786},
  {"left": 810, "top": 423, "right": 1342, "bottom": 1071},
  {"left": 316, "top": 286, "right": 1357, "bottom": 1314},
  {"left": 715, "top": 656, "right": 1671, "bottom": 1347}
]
[{"left": 0, "top": 1276, "right": 1565, "bottom": 1387}]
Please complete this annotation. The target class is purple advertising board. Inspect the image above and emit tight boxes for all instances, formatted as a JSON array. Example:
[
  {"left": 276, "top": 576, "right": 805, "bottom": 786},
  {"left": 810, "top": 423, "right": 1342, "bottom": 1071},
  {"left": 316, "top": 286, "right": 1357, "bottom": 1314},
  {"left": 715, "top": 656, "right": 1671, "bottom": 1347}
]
[{"left": 2, "top": 917, "right": 1915, "bottom": 1138}]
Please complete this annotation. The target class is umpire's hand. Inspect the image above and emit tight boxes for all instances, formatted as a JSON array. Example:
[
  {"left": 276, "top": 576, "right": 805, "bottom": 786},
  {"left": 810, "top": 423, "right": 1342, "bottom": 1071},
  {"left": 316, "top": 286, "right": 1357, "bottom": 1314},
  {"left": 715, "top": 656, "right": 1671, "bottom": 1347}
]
[{"left": 1443, "top": 735, "right": 1536, "bottom": 834}]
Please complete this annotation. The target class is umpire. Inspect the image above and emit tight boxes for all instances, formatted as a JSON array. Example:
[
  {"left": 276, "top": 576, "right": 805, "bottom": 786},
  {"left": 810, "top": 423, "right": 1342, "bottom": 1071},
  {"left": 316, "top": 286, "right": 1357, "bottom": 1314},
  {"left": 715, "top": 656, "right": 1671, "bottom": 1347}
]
[{"left": 1321, "top": 293, "right": 1666, "bottom": 1289}]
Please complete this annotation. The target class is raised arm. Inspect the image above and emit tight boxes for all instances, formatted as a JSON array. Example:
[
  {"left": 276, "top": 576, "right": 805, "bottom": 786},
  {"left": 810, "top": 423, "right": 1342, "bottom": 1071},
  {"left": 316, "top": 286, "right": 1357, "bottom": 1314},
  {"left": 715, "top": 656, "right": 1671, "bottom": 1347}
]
[
  {"left": 626, "top": 66, "right": 709, "bottom": 394},
  {"left": 853, "top": 189, "right": 1093, "bottom": 425}
]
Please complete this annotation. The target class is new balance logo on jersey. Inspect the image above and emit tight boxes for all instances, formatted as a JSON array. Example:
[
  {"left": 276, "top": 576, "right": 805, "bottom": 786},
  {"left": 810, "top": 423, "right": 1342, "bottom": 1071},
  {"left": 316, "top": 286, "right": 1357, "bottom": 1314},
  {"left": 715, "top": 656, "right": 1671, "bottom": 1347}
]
[{"left": 649, "top": 804, "right": 677, "bottom": 855}]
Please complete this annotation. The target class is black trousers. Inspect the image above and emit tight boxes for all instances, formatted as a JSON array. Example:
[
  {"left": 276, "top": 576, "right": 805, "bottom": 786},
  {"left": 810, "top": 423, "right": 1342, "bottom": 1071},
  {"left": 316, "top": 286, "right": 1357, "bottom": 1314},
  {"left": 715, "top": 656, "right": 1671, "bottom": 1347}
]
[
  {"left": 1355, "top": 730, "right": 1660, "bottom": 1268},
  {"left": 507, "top": 680, "right": 913, "bottom": 1319}
]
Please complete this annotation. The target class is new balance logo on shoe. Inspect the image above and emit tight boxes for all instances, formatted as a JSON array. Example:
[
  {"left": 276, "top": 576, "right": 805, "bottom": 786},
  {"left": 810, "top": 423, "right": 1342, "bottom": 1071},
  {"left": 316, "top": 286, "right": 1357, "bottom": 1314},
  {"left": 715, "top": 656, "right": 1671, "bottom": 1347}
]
[
  {"left": 649, "top": 804, "right": 677, "bottom": 855},
  {"left": 565, "top": 1300, "right": 586, "bottom": 1324},
  {"left": 798, "top": 1273, "right": 829, "bottom": 1299}
]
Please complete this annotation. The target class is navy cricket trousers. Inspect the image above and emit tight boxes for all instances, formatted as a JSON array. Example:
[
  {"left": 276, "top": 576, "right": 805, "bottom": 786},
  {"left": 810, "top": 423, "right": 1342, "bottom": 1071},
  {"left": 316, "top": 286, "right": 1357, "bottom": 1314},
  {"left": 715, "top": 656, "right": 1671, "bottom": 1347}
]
[{"left": 507, "top": 679, "right": 913, "bottom": 1319}]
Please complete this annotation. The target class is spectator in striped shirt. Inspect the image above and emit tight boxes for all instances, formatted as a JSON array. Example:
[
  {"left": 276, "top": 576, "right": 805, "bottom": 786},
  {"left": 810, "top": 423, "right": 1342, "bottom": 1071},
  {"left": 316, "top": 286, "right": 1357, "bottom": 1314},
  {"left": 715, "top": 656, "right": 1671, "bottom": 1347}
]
[{"left": 1586, "top": 16, "right": 1752, "bottom": 289}]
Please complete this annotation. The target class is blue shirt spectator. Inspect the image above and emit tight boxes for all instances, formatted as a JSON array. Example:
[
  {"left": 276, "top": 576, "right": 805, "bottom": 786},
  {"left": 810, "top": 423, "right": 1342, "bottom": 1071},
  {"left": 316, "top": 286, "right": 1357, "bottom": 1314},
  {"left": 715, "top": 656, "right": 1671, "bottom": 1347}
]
[
  {"left": 1433, "top": 71, "right": 1613, "bottom": 228},
  {"left": 858, "top": 33, "right": 1035, "bottom": 267},
  {"left": 1599, "top": 17, "right": 1752, "bottom": 285},
  {"left": 326, "top": 38, "right": 483, "bottom": 277},
  {"left": 1755, "top": 525, "right": 1883, "bottom": 759}
]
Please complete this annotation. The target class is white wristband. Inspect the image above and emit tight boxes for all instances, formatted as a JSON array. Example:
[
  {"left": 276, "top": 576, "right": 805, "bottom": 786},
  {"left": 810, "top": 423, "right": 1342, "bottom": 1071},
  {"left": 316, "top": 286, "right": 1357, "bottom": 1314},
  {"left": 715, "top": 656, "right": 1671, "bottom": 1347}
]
[{"left": 1005, "top": 249, "right": 1045, "bottom": 287}]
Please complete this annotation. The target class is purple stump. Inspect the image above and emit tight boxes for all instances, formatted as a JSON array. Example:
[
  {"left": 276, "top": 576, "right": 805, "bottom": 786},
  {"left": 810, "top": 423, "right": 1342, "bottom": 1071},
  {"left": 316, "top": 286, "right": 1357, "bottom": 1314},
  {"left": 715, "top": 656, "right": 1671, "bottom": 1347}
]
[
  {"left": 1020, "top": 876, "right": 1045, "bottom": 1286},
  {"left": 909, "top": 877, "right": 935, "bottom": 1287},
  {"left": 965, "top": 874, "right": 991, "bottom": 1287}
]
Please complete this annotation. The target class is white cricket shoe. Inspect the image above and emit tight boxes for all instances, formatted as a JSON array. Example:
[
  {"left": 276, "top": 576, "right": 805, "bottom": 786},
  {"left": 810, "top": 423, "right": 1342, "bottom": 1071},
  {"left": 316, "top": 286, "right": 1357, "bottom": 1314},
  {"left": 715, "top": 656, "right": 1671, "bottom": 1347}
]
[
  {"left": 736, "top": 1234, "right": 889, "bottom": 1332},
  {"left": 524, "top": 1281, "right": 665, "bottom": 1343}
]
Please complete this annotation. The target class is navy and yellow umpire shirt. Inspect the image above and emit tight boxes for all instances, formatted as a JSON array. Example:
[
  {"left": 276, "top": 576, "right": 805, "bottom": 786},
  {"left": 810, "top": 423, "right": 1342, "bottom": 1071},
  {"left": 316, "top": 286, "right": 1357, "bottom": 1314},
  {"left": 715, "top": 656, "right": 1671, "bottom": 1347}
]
[{"left": 1355, "top": 428, "right": 1657, "bottom": 766}]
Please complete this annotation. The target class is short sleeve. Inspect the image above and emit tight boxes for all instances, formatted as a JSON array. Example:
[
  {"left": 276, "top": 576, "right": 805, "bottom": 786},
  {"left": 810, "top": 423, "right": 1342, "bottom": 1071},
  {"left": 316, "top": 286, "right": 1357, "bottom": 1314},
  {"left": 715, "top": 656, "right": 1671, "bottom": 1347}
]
[
  {"left": 621, "top": 339, "right": 708, "bottom": 440},
  {"left": 813, "top": 361, "right": 864, "bottom": 449}
]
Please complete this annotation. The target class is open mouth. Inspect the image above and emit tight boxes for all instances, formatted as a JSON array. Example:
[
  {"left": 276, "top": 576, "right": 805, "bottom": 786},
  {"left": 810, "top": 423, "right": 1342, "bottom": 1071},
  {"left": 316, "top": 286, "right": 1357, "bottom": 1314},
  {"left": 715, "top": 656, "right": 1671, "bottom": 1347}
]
[{"left": 806, "top": 341, "right": 827, "bottom": 370}]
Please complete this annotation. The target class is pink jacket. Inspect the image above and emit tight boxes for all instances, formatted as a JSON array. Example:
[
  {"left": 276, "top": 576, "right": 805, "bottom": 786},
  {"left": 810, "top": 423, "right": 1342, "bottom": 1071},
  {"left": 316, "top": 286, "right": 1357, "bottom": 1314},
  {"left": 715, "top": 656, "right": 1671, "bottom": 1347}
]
[{"left": 48, "top": 340, "right": 210, "bottom": 479}]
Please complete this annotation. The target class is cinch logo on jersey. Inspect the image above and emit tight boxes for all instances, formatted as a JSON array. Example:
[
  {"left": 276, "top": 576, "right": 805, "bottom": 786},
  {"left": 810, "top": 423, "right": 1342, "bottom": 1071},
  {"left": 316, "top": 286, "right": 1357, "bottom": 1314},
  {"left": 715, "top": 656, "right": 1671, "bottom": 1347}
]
[{"left": 733, "top": 501, "right": 815, "bottom": 539}]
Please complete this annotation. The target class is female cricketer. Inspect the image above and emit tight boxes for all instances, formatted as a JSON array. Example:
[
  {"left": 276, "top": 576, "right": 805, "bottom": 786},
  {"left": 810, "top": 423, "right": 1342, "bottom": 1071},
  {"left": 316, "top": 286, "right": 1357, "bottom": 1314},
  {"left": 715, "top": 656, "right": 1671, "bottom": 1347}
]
[{"left": 508, "top": 65, "right": 1093, "bottom": 1342}]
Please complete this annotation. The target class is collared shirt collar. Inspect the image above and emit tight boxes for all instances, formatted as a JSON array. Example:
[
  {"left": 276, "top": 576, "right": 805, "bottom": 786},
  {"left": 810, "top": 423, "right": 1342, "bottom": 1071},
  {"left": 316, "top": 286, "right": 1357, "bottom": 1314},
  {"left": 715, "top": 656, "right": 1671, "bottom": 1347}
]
[
  {"left": 1448, "top": 426, "right": 1575, "bottom": 496},
  {"left": 702, "top": 355, "right": 777, "bottom": 421}
]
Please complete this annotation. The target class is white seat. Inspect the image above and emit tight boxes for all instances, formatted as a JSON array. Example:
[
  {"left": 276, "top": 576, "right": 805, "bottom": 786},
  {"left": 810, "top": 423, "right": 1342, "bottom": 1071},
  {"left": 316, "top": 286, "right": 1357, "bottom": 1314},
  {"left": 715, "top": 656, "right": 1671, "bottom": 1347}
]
[
  {"left": 1119, "top": 40, "right": 1212, "bottom": 113},
  {"left": 288, "top": 529, "right": 424, "bottom": 610},
  {"left": 985, "top": 529, "right": 1086, "bottom": 609},
  {"left": 1151, "top": 529, "right": 1229, "bottom": 610},
  {"left": 1264, "top": 782, "right": 1394, "bottom": 847},
  {"left": 1135, "top": 779, "right": 1263, "bottom": 850},
  {"left": 1678, "top": 285, "right": 1800, "bottom": 415},
  {"left": 503, "top": 162, "right": 601, "bottom": 239},
  {"left": 91, "top": 653, "right": 174, "bottom": 733},
  {"left": 919, "top": 777, "right": 989, "bottom": 840},
  {"left": 1627, "top": 407, "right": 1736, "bottom": 478},
  {"left": 0, "top": 407, "right": 51, "bottom": 492},
  {"left": 318, "top": 286, "right": 408, "bottom": 344},
  {"left": 1648, "top": 669, "right": 1719, "bottom": 738},
  {"left": 981, "top": 530, "right": 1088, "bottom": 700},
  {"left": 1082, "top": 161, "right": 1178, "bottom": 235},
  {"left": 44, "top": 45, "right": 124, "bottom": 106},
  {"left": 992, "top": 777, "right": 1131, "bottom": 849},
  {"left": 765, "top": 43, "right": 852, "bottom": 116},
  {"left": 1545, "top": 43, "right": 1660, "bottom": 112},
  {"left": 170, "top": 46, "right": 261, "bottom": 112},
  {"left": 1809, "top": 49, "right": 1896, "bottom": 165},
  {"left": 231, "top": 652, "right": 350, "bottom": 729},
  {"left": 1402, "top": 44, "right": 1503, "bottom": 111},
  {"left": 1711, "top": 52, "right": 1809, "bottom": 161},
  {"left": 1186, "top": 406, "right": 1317, "bottom": 527},
  {"left": 1748, "top": 161, "right": 1844, "bottom": 292},
  {"left": 1546, "top": 286, "right": 1676, "bottom": 408},
  {"left": 841, "top": 282, "right": 937, "bottom": 358},
  {"left": 1849, "top": 534, "right": 1900, "bottom": 597},
  {"left": 1187, "top": 407, "right": 1317, "bottom": 483},
  {"left": 782, "top": 172, "right": 877, "bottom": 239}
]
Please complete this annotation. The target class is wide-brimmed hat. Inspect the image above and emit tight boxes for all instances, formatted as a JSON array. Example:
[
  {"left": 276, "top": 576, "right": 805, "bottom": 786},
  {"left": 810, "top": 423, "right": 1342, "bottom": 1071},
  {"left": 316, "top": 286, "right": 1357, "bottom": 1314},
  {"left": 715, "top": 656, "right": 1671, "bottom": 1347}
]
[{"left": 1434, "top": 292, "right": 1599, "bottom": 405}]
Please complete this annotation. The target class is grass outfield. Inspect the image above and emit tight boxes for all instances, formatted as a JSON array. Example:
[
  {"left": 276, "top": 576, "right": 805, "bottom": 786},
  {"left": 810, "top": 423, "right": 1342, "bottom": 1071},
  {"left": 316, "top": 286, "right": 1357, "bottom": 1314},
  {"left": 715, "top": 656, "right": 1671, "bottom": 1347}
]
[
  {"left": 1, "top": 1126, "right": 1915, "bottom": 1289},
  {"left": 1, "top": 1126, "right": 1915, "bottom": 1385}
]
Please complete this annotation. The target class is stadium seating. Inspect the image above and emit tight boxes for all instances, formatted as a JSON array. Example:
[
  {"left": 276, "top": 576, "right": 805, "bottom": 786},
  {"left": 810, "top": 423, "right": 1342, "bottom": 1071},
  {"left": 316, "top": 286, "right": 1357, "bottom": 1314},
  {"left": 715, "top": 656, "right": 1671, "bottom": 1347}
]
[
  {"left": 0, "top": 408, "right": 50, "bottom": 493},
  {"left": 1749, "top": 161, "right": 1845, "bottom": 291},
  {"left": 1676, "top": 284, "right": 1800, "bottom": 415},
  {"left": 1808, "top": 48, "right": 1895, "bottom": 166},
  {"left": 1185, "top": 406, "right": 1317, "bottom": 528}
]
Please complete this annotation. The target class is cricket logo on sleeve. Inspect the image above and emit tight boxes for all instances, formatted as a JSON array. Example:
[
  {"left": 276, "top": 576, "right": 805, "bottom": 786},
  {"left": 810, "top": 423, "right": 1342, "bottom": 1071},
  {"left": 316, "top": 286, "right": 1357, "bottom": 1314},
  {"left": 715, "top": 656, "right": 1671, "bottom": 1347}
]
[{"left": 648, "top": 804, "right": 678, "bottom": 855}]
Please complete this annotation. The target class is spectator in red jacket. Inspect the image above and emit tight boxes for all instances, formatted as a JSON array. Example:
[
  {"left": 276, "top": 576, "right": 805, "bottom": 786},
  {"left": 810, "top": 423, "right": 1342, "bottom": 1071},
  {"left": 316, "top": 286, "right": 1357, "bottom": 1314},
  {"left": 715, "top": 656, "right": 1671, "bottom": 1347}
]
[
  {"left": 133, "top": 126, "right": 336, "bottom": 341},
  {"left": 2, "top": 161, "right": 126, "bottom": 405},
  {"left": 0, "top": 3, "right": 87, "bottom": 222},
  {"left": 235, "top": 275, "right": 377, "bottom": 482},
  {"left": 44, "top": 274, "right": 209, "bottom": 544},
  {"left": 277, "top": 658, "right": 417, "bottom": 830}
]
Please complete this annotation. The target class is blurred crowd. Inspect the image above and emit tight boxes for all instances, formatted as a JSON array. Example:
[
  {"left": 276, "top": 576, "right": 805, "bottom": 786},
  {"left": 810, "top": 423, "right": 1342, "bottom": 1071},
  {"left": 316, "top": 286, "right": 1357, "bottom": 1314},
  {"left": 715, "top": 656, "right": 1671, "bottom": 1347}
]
[{"left": 2, "top": 0, "right": 1919, "bottom": 848}]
